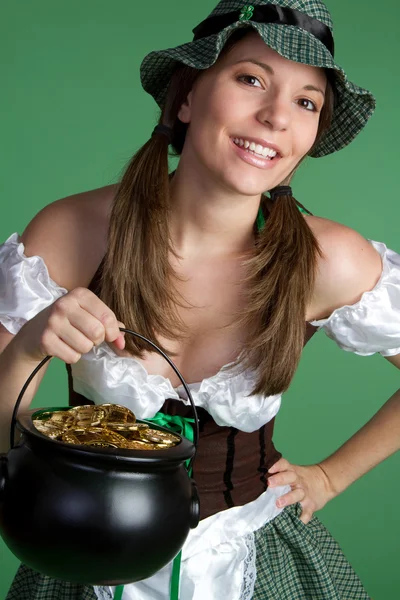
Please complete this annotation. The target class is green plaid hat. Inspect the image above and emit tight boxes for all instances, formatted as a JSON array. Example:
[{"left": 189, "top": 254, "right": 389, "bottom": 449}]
[{"left": 140, "top": 0, "right": 376, "bottom": 158}]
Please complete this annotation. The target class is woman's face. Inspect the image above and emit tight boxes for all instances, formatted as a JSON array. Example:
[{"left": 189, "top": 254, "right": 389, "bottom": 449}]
[{"left": 177, "top": 31, "right": 327, "bottom": 196}]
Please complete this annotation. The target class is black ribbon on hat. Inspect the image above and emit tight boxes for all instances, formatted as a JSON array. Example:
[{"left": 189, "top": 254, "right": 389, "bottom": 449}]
[{"left": 192, "top": 3, "right": 334, "bottom": 57}]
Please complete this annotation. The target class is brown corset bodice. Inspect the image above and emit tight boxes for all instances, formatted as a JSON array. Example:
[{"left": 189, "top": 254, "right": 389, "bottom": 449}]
[{"left": 66, "top": 260, "right": 317, "bottom": 520}]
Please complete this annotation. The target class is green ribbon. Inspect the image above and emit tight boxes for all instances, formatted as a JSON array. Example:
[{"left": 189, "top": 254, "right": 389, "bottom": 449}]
[
  {"left": 256, "top": 206, "right": 266, "bottom": 231},
  {"left": 113, "top": 412, "right": 195, "bottom": 600},
  {"left": 113, "top": 585, "right": 124, "bottom": 600},
  {"left": 147, "top": 412, "right": 195, "bottom": 443}
]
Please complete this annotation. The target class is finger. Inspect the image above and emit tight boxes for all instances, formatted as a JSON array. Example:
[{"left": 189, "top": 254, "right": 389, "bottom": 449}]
[
  {"left": 68, "top": 288, "right": 121, "bottom": 343},
  {"left": 55, "top": 306, "right": 108, "bottom": 348},
  {"left": 268, "top": 470, "right": 298, "bottom": 487},
  {"left": 56, "top": 321, "right": 97, "bottom": 355},
  {"left": 112, "top": 322, "right": 126, "bottom": 349},
  {"left": 299, "top": 508, "right": 313, "bottom": 524},
  {"left": 276, "top": 487, "right": 305, "bottom": 508},
  {"left": 41, "top": 329, "right": 84, "bottom": 364},
  {"left": 268, "top": 457, "right": 291, "bottom": 473}
]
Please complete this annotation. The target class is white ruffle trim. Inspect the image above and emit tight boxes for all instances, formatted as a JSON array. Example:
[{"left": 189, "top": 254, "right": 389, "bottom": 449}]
[
  {"left": 71, "top": 341, "right": 282, "bottom": 432},
  {"left": 310, "top": 240, "right": 400, "bottom": 356},
  {"left": 240, "top": 532, "right": 257, "bottom": 600},
  {"left": 0, "top": 232, "right": 68, "bottom": 334}
]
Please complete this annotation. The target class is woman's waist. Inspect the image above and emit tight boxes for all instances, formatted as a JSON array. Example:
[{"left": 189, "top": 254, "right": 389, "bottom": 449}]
[{"left": 162, "top": 401, "right": 282, "bottom": 519}]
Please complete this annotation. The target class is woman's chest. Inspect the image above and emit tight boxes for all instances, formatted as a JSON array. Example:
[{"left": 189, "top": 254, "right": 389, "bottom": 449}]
[{"left": 114, "top": 255, "right": 250, "bottom": 386}]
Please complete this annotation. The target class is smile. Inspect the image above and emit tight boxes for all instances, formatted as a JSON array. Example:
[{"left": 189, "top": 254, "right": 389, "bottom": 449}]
[
  {"left": 233, "top": 137, "right": 278, "bottom": 159},
  {"left": 230, "top": 137, "right": 282, "bottom": 169}
]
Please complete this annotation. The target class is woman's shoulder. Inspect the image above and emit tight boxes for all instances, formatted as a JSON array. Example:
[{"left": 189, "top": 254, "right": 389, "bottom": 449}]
[
  {"left": 19, "top": 184, "right": 118, "bottom": 291},
  {"left": 304, "top": 214, "right": 383, "bottom": 321}
]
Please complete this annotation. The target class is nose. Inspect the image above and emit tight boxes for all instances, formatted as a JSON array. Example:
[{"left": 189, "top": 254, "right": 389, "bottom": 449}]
[{"left": 256, "top": 91, "right": 291, "bottom": 131}]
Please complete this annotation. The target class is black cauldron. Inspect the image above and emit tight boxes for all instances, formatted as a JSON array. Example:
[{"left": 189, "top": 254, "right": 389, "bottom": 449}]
[{"left": 0, "top": 330, "right": 200, "bottom": 585}]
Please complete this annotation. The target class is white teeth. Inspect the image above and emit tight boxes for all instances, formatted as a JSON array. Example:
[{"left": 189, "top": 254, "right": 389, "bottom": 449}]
[{"left": 233, "top": 137, "right": 278, "bottom": 158}]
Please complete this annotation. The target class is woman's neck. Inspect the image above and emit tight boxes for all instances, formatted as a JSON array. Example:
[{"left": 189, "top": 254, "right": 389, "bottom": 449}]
[{"left": 168, "top": 165, "right": 262, "bottom": 258}]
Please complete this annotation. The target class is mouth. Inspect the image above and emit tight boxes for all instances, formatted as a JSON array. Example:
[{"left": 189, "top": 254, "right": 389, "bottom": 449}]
[
  {"left": 230, "top": 137, "right": 282, "bottom": 169},
  {"left": 232, "top": 137, "right": 282, "bottom": 159}
]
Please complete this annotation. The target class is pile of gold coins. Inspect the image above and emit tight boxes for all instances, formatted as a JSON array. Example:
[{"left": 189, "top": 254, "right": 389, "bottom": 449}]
[{"left": 32, "top": 404, "right": 180, "bottom": 450}]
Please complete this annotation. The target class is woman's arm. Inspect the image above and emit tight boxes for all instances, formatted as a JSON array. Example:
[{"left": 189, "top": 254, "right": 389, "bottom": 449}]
[
  {"left": 312, "top": 226, "right": 400, "bottom": 493},
  {"left": 0, "top": 327, "right": 49, "bottom": 453},
  {"left": 0, "top": 186, "right": 121, "bottom": 453},
  {"left": 268, "top": 223, "right": 400, "bottom": 521},
  {"left": 268, "top": 378, "right": 400, "bottom": 522},
  {"left": 318, "top": 374, "right": 400, "bottom": 497}
]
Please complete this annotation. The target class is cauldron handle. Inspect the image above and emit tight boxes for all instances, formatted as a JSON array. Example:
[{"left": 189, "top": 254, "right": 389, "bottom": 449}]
[{"left": 10, "top": 328, "right": 200, "bottom": 470}]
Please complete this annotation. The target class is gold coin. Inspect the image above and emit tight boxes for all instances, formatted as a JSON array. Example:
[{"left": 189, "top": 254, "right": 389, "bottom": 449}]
[
  {"left": 34, "top": 411, "right": 54, "bottom": 421},
  {"left": 87, "top": 427, "right": 131, "bottom": 448},
  {"left": 49, "top": 411, "right": 75, "bottom": 425},
  {"left": 67, "top": 429, "right": 103, "bottom": 443},
  {"left": 126, "top": 440, "right": 157, "bottom": 450},
  {"left": 140, "top": 429, "right": 180, "bottom": 446},
  {"left": 61, "top": 432, "right": 80, "bottom": 445},
  {"left": 103, "top": 422, "right": 134, "bottom": 431},
  {"left": 100, "top": 404, "right": 136, "bottom": 424},
  {"left": 84, "top": 441, "right": 119, "bottom": 449},
  {"left": 33, "top": 421, "right": 64, "bottom": 439},
  {"left": 32, "top": 404, "right": 177, "bottom": 451},
  {"left": 145, "top": 434, "right": 163, "bottom": 443},
  {"left": 69, "top": 405, "right": 94, "bottom": 414},
  {"left": 70, "top": 406, "right": 106, "bottom": 426}
]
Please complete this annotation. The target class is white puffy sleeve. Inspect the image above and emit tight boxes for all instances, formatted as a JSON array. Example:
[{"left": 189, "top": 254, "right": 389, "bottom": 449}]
[
  {"left": 0, "top": 233, "right": 68, "bottom": 335},
  {"left": 310, "top": 240, "right": 400, "bottom": 357}
]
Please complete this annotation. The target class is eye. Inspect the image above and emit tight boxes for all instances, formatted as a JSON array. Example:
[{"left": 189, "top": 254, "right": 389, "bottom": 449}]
[
  {"left": 297, "top": 98, "right": 318, "bottom": 112},
  {"left": 236, "top": 74, "right": 263, "bottom": 88}
]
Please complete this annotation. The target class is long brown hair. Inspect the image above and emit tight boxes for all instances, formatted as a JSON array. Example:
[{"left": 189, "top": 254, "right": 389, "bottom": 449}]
[{"left": 100, "top": 28, "right": 335, "bottom": 396}]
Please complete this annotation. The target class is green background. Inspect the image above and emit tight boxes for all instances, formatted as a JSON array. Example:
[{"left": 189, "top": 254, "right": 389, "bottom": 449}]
[{"left": 1, "top": 0, "right": 399, "bottom": 598}]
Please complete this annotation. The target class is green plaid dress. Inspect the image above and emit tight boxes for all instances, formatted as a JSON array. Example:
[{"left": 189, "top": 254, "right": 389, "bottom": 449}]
[{"left": 6, "top": 503, "right": 370, "bottom": 599}]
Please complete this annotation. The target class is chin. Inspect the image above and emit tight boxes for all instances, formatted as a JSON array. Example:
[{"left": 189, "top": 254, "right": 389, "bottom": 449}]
[{"left": 226, "top": 176, "right": 273, "bottom": 197}]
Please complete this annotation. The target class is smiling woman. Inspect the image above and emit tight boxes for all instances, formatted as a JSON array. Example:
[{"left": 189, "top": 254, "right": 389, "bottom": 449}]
[
  {"left": 1, "top": 1, "right": 399, "bottom": 600},
  {"left": 176, "top": 34, "right": 328, "bottom": 187}
]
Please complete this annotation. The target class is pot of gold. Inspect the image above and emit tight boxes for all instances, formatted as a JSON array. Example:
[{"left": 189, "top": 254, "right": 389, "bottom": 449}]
[{"left": 0, "top": 330, "right": 200, "bottom": 585}]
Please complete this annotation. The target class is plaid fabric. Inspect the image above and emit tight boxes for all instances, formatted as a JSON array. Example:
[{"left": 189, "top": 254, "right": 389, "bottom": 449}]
[
  {"left": 140, "top": 0, "right": 376, "bottom": 158},
  {"left": 252, "top": 502, "right": 371, "bottom": 599},
  {"left": 6, "top": 503, "right": 370, "bottom": 600},
  {"left": 5, "top": 565, "right": 97, "bottom": 600}
]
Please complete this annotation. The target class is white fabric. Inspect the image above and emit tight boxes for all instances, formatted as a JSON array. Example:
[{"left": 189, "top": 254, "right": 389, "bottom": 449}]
[
  {"left": 1, "top": 231, "right": 400, "bottom": 600},
  {"left": 0, "top": 233, "right": 67, "bottom": 334},
  {"left": 93, "top": 586, "right": 113, "bottom": 600},
  {"left": 240, "top": 532, "right": 257, "bottom": 600},
  {"left": 310, "top": 240, "right": 400, "bottom": 356},
  {"left": 105, "top": 485, "right": 287, "bottom": 600},
  {"left": 71, "top": 341, "right": 282, "bottom": 433}
]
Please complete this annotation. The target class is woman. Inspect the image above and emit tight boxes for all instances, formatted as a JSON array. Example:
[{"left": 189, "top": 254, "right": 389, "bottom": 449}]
[{"left": 1, "top": 0, "right": 399, "bottom": 599}]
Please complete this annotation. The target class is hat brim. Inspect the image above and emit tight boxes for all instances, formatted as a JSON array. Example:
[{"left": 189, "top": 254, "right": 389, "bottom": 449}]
[{"left": 140, "top": 22, "right": 376, "bottom": 158}]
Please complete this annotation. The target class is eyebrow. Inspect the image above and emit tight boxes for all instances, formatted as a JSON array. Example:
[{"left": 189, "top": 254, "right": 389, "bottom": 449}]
[{"left": 232, "top": 58, "right": 326, "bottom": 98}]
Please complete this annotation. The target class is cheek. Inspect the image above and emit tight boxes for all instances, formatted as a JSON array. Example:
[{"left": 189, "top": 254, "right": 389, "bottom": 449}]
[
  {"left": 187, "top": 91, "right": 229, "bottom": 154},
  {"left": 193, "top": 92, "right": 226, "bottom": 129},
  {"left": 191, "top": 77, "right": 241, "bottom": 133}
]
